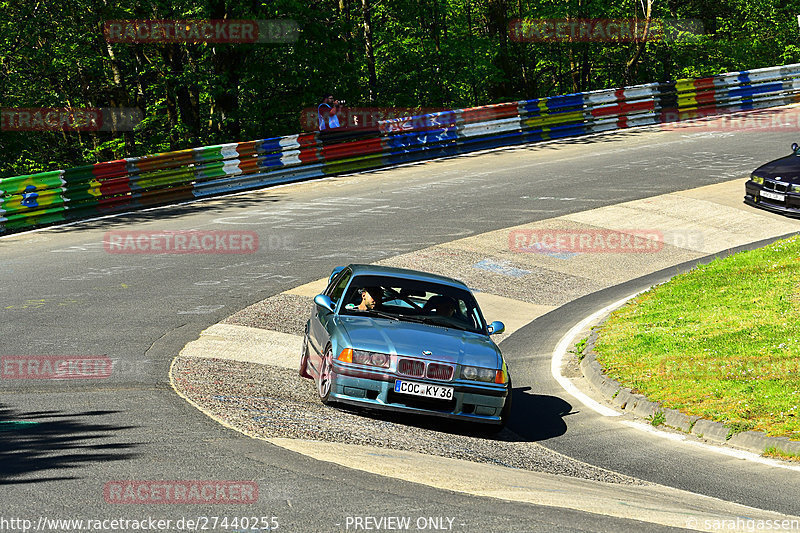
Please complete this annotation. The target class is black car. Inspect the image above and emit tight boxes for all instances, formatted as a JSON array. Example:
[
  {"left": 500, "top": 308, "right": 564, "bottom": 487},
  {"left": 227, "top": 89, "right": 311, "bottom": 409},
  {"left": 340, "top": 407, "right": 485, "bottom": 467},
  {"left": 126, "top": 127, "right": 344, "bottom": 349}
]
[{"left": 745, "top": 143, "right": 800, "bottom": 217}]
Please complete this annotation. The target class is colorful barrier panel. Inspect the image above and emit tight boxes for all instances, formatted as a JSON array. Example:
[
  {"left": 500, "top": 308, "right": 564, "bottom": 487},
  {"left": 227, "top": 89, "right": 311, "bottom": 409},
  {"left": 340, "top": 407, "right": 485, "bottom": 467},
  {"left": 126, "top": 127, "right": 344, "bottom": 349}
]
[{"left": 4, "top": 62, "right": 800, "bottom": 235}]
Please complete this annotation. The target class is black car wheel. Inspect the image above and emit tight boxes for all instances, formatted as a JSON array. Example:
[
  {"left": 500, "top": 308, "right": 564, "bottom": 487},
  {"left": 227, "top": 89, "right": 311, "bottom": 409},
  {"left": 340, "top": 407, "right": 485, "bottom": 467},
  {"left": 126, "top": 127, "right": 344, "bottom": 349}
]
[{"left": 317, "top": 346, "right": 334, "bottom": 405}]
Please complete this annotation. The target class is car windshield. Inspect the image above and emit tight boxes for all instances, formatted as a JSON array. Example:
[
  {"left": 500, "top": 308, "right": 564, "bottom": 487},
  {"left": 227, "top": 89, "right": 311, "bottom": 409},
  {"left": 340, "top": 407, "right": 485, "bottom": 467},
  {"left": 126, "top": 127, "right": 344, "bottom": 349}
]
[{"left": 340, "top": 274, "right": 486, "bottom": 334}]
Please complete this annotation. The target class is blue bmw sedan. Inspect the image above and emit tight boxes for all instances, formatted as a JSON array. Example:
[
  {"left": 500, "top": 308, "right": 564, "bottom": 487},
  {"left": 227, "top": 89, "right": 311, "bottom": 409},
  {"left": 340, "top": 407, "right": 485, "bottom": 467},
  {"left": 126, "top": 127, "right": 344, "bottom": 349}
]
[{"left": 300, "top": 264, "right": 512, "bottom": 429}]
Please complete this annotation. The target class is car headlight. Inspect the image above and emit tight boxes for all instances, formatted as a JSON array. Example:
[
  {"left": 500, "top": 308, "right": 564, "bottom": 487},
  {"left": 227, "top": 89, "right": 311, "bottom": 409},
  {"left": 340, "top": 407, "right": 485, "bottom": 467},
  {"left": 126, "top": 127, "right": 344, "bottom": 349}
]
[
  {"left": 462, "top": 366, "right": 478, "bottom": 380},
  {"left": 352, "top": 349, "right": 390, "bottom": 368},
  {"left": 792, "top": 184, "right": 800, "bottom": 193},
  {"left": 751, "top": 175, "right": 764, "bottom": 185},
  {"left": 461, "top": 365, "right": 497, "bottom": 382}
]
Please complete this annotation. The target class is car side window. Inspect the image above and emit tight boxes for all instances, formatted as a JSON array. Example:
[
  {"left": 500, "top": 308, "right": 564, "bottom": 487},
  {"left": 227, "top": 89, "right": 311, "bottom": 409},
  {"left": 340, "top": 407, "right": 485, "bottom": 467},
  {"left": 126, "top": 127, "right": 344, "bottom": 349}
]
[{"left": 328, "top": 270, "right": 352, "bottom": 304}]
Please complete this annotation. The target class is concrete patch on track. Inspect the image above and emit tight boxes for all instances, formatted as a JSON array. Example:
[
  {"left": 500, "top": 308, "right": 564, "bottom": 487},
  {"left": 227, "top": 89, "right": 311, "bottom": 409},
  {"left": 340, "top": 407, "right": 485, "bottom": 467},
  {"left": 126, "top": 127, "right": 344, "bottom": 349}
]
[
  {"left": 272, "top": 439, "right": 800, "bottom": 532},
  {"left": 171, "top": 176, "right": 800, "bottom": 526},
  {"left": 179, "top": 323, "right": 300, "bottom": 369}
]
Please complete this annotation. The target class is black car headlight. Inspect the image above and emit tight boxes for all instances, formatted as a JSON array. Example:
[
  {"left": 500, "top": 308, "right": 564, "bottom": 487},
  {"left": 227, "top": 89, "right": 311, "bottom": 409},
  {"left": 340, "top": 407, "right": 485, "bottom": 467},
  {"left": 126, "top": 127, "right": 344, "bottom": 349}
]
[
  {"left": 751, "top": 175, "right": 764, "bottom": 185},
  {"left": 352, "top": 349, "right": 390, "bottom": 368}
]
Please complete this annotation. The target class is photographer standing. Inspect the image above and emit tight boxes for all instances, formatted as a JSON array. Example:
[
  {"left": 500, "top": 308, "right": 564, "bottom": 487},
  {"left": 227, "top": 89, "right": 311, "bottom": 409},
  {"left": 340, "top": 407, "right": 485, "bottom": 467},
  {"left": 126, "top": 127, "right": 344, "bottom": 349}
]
[{"left": 318, "top": 93, "right": 344, "bottom": 130}]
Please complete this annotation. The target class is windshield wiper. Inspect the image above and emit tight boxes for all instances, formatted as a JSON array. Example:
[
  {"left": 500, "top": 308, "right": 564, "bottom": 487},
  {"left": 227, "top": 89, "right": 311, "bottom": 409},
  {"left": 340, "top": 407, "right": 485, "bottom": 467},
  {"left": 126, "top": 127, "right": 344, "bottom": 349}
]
[
  {"left": 360, "top": 309, "right": 400, "bottom": 321},
  {"left": 394, "top": 314, "right": 428, "bottom": 325}
]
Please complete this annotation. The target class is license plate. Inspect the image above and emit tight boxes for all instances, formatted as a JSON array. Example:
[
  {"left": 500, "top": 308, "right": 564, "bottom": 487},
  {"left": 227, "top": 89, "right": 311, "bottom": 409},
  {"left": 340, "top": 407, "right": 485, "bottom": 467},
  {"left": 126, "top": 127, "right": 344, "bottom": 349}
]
[
  {"left": 761, "top": 190, "right": 785, "bottom": 202},
  {"left": 394, "top": 380, "right": 454, "bottom": 400}
]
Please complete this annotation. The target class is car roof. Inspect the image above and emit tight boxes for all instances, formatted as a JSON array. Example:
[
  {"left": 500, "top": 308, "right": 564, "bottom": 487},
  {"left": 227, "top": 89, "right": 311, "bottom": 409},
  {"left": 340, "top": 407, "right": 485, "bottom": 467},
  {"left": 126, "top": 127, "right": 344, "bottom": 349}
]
[{"left": 346, "top": 264, "right": 468, "bottom": 289}]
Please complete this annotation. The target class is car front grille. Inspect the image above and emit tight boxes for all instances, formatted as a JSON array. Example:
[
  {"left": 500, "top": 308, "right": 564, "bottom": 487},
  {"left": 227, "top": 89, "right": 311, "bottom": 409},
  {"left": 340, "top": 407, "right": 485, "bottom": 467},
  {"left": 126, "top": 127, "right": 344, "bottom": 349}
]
[
  {"left": 398, "top": 359, "right": 425, "bottom": 377},
  {"left": 397, "top": 358, "right": 454, "bottom": 381},
  {"left": 764, "top": 180, "right": 789, "bottom": 193},
  {"left": 426, "top": 362, "right": 454, "bottom": 381}
]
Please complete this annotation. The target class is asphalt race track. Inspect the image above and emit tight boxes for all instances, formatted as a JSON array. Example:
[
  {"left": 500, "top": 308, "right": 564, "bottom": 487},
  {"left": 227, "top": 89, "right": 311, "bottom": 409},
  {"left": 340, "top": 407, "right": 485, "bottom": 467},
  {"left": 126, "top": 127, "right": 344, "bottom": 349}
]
[{"left": 2, "top": 119, "right": 800, "bottom": 532}]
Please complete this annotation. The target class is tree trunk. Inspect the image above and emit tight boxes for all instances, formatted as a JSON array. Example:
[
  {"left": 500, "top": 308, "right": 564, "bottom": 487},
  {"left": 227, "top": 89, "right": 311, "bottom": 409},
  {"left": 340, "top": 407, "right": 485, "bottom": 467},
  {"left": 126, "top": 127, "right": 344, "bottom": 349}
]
[
  {"left": 466, "top": 0, "right": 477, "bottom": 104},
  {"left": 432, "top": 0, "right": 445, "bottom": 105},
  {"left": 362, "top": 0, "right": 377, "bottom": 102},
  {"left": 102, "top": 38, "right": 136, "bottom": 155},
  {"left": 340, "top": 0, "right": 353, "bottom": 64},
  {"left": 624, "top": 0, "right": 654, "bottom": 85},
  {"left": 209, "top": 0, "right": 244, "bottom": 139},
  {"left": 487, "top": 0, "right": 511, "bottom": 100}
]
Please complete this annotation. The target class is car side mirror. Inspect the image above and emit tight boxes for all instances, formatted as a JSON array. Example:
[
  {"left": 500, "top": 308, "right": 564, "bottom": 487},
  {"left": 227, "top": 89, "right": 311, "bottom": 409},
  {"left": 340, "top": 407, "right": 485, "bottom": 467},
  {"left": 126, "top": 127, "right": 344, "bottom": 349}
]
[
  {"left": 792, "top": 142, "right": 798, "bottom": 152},
  {"left": 314, "top": 294, "right": 335, "bottom": 313},
  {"left": 487, "top": 321, "right": 505, "bottom": 335}
]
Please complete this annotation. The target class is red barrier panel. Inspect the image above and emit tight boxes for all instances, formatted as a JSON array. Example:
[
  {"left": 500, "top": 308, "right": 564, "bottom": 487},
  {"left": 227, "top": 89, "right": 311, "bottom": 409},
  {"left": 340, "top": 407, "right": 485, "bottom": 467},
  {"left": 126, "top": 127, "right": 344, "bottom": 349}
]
[
  {"left": 321, "top": 138, "right": 384, "bottom": 161},
  {"left": 462, "top": 103, "right": 519, "bottom": 124},
  {"left": 92, "top": 160, "right": 129, "bottom": 179}
]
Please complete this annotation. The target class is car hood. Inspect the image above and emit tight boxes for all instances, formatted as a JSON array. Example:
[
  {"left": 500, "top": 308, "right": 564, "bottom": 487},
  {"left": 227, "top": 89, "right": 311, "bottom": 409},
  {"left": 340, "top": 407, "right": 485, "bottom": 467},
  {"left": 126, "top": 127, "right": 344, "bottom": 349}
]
[
  {"left": 335, "top": 315, "right": 501, "bottom": 367},
  {"left": 753, "top": 154, "right": 800, "bottom": 183}
]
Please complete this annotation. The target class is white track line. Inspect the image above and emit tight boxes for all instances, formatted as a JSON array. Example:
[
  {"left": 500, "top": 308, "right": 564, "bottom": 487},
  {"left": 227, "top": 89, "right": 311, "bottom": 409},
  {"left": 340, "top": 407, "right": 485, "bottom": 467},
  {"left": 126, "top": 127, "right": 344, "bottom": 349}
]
[{"left": 551, "top": 292, "right": 646, "bottom": 417}]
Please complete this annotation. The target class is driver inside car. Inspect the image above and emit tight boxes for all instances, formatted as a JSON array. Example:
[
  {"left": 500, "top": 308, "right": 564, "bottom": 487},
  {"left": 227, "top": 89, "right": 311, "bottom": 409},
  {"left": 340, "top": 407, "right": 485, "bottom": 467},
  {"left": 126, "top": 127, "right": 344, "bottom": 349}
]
[{"left": 345, "top": 287, "right": 382, "bottom": 311}]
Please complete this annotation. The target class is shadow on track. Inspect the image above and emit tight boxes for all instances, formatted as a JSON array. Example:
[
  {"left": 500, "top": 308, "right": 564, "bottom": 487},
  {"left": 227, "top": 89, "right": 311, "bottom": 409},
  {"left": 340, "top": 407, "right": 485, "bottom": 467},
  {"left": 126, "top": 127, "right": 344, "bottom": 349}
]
[
  {"left": 0, "top": 404, "right": 139, "bottom": 484},
  {"left": 504, "top": 387, "right": 576, "bottom": 441},
  {"left": 0, "top": 194, "right": 285, "bottom": 240}
]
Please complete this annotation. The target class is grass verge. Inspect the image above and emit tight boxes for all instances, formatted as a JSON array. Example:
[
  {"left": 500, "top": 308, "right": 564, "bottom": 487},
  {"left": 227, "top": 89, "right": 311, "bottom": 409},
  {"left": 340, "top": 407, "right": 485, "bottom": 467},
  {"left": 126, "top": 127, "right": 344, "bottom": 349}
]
[{"left": 594, "top": 235, "right": 800, "bottom": 439}]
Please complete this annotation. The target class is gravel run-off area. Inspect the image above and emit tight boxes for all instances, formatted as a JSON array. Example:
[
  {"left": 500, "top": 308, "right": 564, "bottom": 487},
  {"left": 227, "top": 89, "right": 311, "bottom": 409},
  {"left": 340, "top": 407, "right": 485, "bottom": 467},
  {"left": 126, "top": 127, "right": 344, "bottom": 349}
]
[{"left": 172, "top": 356, "right": 643, "bottom": 486}]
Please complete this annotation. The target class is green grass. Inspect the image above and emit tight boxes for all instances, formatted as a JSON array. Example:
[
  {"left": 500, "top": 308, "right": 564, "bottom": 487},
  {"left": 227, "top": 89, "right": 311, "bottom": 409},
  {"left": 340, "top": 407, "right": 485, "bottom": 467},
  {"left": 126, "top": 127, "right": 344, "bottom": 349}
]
[
  {"left": 648, "top": 410, "right": 666, "bottom": 427},
  {"left": 594, "top": 235, "right": 800, "bottom": 440},
  {"left": 764, "top": 446, "right": 800, "bottom": 462},
  {"left": 573, "top": 337, "right": 588, "bottom": 361}
]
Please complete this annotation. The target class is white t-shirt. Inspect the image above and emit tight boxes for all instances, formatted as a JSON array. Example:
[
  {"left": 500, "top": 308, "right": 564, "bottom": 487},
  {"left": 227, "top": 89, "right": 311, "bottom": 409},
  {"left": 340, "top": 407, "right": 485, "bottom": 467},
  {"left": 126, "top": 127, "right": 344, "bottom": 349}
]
[{"left": 318, "top": 103, "right": 340, "bottom": 130}]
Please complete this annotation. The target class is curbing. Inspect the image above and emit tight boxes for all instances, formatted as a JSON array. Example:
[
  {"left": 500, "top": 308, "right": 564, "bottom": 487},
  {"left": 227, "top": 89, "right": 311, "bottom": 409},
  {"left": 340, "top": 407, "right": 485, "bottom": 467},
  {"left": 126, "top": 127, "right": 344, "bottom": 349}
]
[
  {"left": 580, "top": 313, "right": 800, "bottom": 459},
  {"left": 691, "top": 419, "right": 731, "bottom": 444}
]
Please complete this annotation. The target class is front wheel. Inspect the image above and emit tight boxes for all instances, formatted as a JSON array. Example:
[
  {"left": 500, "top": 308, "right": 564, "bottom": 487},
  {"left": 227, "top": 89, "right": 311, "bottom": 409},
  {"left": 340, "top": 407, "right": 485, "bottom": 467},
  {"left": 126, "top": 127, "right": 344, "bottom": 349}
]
[
  {"left": 317, "top": 346, "right": 334, "bottom": 405},
  {"left": 299, "top": 334, "right": 313, "bottom": 379}
]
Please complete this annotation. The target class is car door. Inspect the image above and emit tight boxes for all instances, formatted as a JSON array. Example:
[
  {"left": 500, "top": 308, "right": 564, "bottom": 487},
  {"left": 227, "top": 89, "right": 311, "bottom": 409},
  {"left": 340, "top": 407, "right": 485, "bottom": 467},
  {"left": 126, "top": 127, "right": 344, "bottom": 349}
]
[{"left": 308, "top": 268, "right": 351, "bottom": 374}]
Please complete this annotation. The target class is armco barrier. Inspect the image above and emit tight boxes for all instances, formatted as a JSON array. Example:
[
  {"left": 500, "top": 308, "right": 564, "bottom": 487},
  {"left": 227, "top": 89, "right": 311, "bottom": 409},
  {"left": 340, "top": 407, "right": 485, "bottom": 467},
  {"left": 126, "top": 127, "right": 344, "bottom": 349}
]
[{"left": 4, "top": 62, "right": 800, "bottom": 235}]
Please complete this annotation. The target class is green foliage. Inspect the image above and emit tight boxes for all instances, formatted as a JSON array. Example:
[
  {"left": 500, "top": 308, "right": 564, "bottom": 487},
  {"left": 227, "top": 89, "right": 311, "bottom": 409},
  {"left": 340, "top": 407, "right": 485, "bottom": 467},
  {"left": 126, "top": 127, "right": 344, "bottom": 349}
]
[
  {"left": 573, "top": 337, "right": 588, "bottom": 361},
  {"left": 3, "top": 0, "right": 800, "bottom": 177},
  {"left": 649, "top": 411, "right": 666, "bottom": 427}
]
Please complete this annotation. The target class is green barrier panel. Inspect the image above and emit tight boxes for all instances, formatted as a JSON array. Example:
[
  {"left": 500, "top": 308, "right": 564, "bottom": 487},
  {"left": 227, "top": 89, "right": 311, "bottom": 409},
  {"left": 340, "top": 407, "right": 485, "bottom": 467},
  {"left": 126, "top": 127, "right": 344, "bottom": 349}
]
[
  {"left": 193, "top": 145, "right": 226, "bottom": 162},
  {"left": 134, "top": 167, "right": 196, "bottom": 190},
  {"left": 321, "top": 151, "right": 388, "bottom": 175},
  {"left": 0, "top": 187, "right": 66, "bottom": 215},
  {"left": 0, "top": 170, "right": 65, "bottom": 195},
  {"left": 3, "top": 204, "right": 67, "bottom": 229}
]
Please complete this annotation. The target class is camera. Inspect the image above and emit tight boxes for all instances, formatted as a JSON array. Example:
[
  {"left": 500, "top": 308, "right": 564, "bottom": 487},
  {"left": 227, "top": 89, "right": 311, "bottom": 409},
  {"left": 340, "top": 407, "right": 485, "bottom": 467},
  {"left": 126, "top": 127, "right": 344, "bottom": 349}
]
[{"left": 338, "top": 99, "right": 346, "bottom": 106}]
